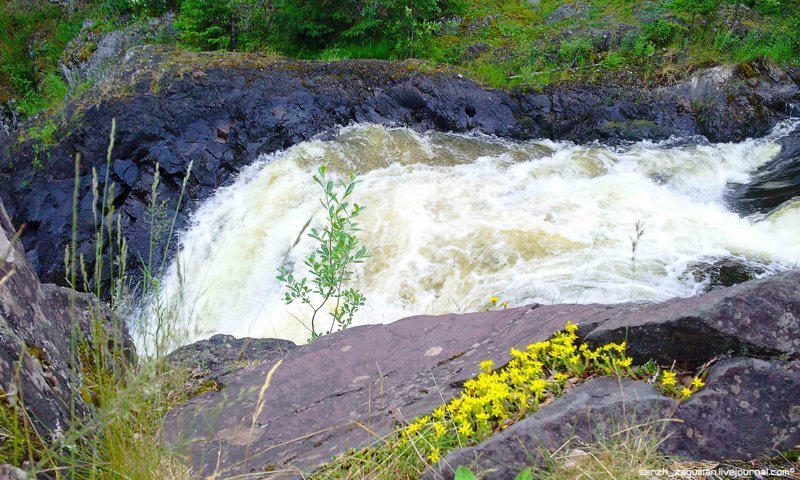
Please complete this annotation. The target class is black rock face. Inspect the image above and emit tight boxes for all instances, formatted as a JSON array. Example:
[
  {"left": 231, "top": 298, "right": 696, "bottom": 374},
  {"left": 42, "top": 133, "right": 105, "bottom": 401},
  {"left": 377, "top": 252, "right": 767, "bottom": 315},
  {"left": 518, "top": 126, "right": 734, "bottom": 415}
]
[
  {"left": 1, "top": 49, "right": 798, "bottom": 285},
  {"left": 727, "top": 124, "right": 800, "bottom": 214}
]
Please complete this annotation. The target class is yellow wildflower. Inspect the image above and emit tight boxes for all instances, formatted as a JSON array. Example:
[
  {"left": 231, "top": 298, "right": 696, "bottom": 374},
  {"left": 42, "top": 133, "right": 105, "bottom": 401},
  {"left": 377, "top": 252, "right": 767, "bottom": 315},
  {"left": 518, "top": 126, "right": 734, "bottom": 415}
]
[
  {"left": 681, "top": 387, "right": 692, "bottom": 399},
  {"left": 432, "top": 406, "right": 446, "bottom": 420},
  {"left": 661, "top": 371, "right": 676, "bottom": 387},
  {"left": 489, "top": 296, "right": 499, "bottom": 303},
  {"left": 510, "top": 347, "right": 526, "bottom": 359},
  {"left": 480, "top": 359, "right": 494, "bottom": 373},
  {"left": 501, "top": 301, "right": 509, "bottom": 309},
  {"left": 614, "top": 357, "right": 633, "bottom": 368},
  {"left": 433, "top": 423, "right": 447, "bottom": 438},
  {"left": 458, "top": 422, "right": 474, "bottom": 437},
  {"left": 565, "top": 321, "right": 578, "bottom": 334},
  {"left": 428, "top": 450, "right": 441, "bottom": 463},
  {"left": 691, "top": 376, "right": 705, "bottom": 389},
  {"left": 529, "top": 378, "right": 548, "bottom": 395}
]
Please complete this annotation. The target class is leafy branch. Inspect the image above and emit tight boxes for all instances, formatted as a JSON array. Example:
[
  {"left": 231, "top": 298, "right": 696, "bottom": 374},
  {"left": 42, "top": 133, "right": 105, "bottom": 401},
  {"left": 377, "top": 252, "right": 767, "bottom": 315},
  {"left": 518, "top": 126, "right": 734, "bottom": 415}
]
[{"left": 277, "top": 165, "right": 370, "bottom": 341}]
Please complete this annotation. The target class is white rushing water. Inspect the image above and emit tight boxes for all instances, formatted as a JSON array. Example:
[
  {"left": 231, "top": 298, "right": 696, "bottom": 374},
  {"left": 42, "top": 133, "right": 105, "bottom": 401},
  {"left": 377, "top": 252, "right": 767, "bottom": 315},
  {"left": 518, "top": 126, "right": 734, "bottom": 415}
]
[{"left": 146, "top": 121, "right": 800, "bottom": 346}]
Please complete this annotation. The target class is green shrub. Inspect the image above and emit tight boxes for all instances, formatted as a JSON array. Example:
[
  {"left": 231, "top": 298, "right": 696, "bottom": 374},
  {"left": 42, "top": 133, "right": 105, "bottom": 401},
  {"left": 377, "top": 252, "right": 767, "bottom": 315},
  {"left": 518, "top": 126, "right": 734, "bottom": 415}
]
[
  {"left": 751, "top": 0, "right": 783, "bottom": 14},
  {"left": 558, "top": 37, "right": 594, "bottom": 65},
  {"left": 277, "top": 166, "right": 370, "bottom": 341},
  {"left": 623, "top": 33, "right": 656, "bottom": 60},
  {"left": 642, "top": 20, "right": 683, "bottom": 46},
  {"left": 670, "top": 0, "right": 720, "bottom": 18},
  {"left": 0, "top": 2, "right": 83, "bottom": 116},
  {"left": 271, "top": 0, "right": 452, "bottom": 57}
]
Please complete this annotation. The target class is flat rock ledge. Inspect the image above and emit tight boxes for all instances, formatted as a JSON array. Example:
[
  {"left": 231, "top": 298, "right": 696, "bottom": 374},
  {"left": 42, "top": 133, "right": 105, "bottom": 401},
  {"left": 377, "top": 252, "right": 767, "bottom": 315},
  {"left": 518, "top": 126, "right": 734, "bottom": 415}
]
[{"left": 162, "top": 269, "right": 800, "bottom": 479}]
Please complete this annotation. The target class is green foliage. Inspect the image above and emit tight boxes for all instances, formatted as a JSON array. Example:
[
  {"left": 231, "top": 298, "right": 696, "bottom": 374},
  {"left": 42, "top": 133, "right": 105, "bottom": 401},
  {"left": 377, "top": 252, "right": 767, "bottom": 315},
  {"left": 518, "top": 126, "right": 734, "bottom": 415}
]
[
  {"left": 642, "top": 20, "right": 683, "bottom": 47},
  {"left": 749, "top": 0, "right": 783, "bottom": 14},
  {"left": 669, "top": 0, "right": 720, "bottom": 18},
  {"left": 276, "top": 0, "right": 445, "bottom": 52},
  {"left": 0, "top": 1, "right": 83, "bottom": 116},
  {"left": 455, "top": 466, "right": 532, "bottom": 480},
  {"left": 0, "top": 398, "right": 30, "bottom": 466},
  {"left": 558, "top": 37, "right": 594, "bottom": 66},
  {"left": 24, "top": 119, "right": 58, "bottom": 171},
  {"left": 175, "top": 0, "right": 234, "bottom": 50},
  {"left": 277, "top": 166, "right": 370, "bottom": 341}
]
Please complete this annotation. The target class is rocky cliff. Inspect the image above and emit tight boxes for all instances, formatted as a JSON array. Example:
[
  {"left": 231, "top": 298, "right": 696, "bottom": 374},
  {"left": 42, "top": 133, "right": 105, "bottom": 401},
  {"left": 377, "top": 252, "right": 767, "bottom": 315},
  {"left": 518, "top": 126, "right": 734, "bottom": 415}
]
[
  {"left": 1, "top": 47, "right": 798, "bottom": 286},
  {"left": 0, "top": 197, "right": 133, "bottom": 442}
]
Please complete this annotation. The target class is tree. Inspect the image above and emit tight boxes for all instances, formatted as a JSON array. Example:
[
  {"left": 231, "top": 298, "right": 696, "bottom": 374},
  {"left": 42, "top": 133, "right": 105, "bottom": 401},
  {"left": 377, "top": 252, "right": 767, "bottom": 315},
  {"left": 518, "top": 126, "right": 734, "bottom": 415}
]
[{"left": 175, "top": 0, "right": 234, "bottom": 50}]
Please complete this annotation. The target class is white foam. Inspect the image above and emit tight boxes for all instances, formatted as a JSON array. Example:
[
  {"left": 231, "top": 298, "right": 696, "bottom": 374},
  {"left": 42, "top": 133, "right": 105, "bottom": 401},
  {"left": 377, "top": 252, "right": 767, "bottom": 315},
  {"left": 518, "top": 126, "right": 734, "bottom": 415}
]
[{"left": 143, "top": 121, "right": 800, "bottom": 348}]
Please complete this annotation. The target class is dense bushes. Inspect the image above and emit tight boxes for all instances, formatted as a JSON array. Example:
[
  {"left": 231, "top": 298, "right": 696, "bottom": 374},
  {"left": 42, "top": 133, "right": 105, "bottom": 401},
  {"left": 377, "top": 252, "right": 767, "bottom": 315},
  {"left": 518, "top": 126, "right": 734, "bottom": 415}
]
[
  {"left": 173, "top": 0, "right": 458, "bottom": 56},
  {"left": 1, "top": 0, "right": 800, "bottom": 114},
  {"left": 0, "top": 2, "right": 83, "bottom": 115}
]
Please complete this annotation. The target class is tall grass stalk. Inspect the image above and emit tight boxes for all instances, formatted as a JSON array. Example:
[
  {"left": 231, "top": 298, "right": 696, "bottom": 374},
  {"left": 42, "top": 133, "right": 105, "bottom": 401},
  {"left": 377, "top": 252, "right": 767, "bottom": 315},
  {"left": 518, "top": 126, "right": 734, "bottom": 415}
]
[{"left": 0, "top": 119, "right": 197, "bottom": 478}]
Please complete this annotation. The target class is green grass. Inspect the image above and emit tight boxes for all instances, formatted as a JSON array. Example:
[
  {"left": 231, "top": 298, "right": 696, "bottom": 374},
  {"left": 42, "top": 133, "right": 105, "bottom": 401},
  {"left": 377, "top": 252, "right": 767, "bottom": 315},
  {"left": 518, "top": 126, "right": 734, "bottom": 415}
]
[
  {"left": 0, "top": 1, "right": 88, "bottom": 115},
  {"left": 2, "top": 0, "right": 800, "bottom": 117},
  {"left": 0, "top": 121, "right": 199, "bottom": 479}
]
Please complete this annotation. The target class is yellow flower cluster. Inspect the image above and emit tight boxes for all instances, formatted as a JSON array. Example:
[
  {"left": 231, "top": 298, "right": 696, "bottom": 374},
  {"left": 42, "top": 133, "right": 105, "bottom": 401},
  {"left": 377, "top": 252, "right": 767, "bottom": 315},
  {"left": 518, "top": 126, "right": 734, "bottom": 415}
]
[
  {"left": 659, "top": 370, "right": 705, "bottom": 399},
  {"left": 316, "top": 323, "right": 710, "bottom": 478},
  {"left": 399, "top": 322, "right": 633, "bottom": 464}
]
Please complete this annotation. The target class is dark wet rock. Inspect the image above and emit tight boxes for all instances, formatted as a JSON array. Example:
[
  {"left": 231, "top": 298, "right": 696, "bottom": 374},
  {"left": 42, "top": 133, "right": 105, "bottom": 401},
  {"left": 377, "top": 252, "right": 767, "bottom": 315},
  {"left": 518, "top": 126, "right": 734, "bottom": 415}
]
[
  {"left": 424, "top": 378, "right": 677, "bottom": 480},
  {"left": 162, "top": 270, "right": 800, "bottom": 476},
  {"left": 0, "top": 197, "right": 133, "bottom": 441},
  {"left": 585, "top": 269, "right": 800, "bottom": 368},
  {"left": 727, "top": 123, "right": 800, "bottom": 214},
  {"left": 663, "top": 357, "right": 800, "bottom": 460},
  {"left": 167, "top": 334, "right": 295, "bottom": 392},
  {"left": 1, "top": 47, "right": 798, "bottom": 286},
  {"left": 684, "top": 257, "right": 770, "bottom": 292}
]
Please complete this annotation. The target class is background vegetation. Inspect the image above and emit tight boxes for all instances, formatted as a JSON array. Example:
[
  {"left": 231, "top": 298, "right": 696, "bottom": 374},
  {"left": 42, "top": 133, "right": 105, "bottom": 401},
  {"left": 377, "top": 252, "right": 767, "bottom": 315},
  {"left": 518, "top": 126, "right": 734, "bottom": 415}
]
[{"left": 2, "top": 0, "right": 800, "bottom": 118}]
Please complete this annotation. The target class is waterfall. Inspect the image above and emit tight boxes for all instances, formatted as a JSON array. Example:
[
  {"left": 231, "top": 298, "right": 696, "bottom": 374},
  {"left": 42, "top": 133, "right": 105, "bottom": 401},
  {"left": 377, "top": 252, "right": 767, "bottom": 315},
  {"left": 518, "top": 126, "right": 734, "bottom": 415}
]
[{"left": 144, "top": 120, "right": 800, "bottom": 347}]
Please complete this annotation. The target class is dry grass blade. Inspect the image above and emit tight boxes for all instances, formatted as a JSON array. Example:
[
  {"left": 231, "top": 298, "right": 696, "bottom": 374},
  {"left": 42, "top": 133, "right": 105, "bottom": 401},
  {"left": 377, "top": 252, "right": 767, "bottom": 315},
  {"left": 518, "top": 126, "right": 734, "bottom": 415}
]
[
  {"left": 0, "top": 268, "right": 15, "bottom": 288},
  {"left": 251, "top": 358, "right": 284, "bottom": 428}
]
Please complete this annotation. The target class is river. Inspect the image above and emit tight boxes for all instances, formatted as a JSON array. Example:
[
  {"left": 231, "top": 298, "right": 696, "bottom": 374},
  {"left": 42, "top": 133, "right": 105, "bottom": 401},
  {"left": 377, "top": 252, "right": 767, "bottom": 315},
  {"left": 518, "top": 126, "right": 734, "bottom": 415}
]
[{"left": 142, "top": 120, "right": 800, "bottom": 348}]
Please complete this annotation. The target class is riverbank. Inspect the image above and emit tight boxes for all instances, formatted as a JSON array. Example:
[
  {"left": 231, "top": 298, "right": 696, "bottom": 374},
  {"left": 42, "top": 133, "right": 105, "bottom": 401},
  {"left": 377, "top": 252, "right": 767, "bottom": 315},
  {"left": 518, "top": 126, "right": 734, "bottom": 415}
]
[{"left": 2, "top": 46, "right": 799, "bottom": 287}]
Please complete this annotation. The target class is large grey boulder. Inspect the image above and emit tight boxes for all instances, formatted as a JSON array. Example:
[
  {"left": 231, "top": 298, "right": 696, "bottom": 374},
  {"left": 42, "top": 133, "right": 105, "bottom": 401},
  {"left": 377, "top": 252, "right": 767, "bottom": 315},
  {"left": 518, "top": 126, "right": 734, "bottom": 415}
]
[
  {"left": 59, "top": 15, "right": 177, "bottom": 89},
  {"left": 0, "top": 197, "right": 133, "bottom": 443},
  {"left": 162, "top": 304, "right": 631, "bottom": 478},
  {"left": 584, "top": 270, "right": 800, "bottom": 368},
  {"left": 162, "top": 269, "right": 800, "bottom": 477},
  {"left": 664, "top": 357, "right": 800, "bottom": 460}
]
